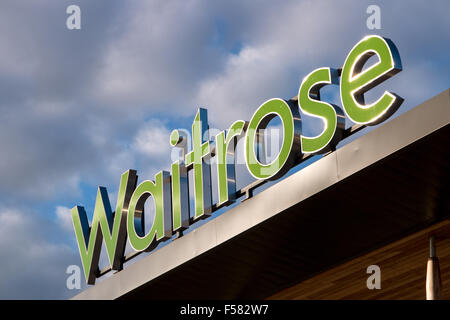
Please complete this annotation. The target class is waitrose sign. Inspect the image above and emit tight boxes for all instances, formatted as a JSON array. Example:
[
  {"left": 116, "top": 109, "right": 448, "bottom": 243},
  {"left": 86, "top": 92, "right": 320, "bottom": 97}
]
[{"left": 71, "top": 35, "right": 403, "bottom": 284}]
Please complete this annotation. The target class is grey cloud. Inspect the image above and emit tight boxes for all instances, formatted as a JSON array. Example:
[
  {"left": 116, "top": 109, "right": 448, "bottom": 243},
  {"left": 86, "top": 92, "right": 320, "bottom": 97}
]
[
  {"left": 0, "top": 0, "right": 448, "bottom": 299},
  {"left": 0, "top": 206, "right": 86, "bottom": 299}
]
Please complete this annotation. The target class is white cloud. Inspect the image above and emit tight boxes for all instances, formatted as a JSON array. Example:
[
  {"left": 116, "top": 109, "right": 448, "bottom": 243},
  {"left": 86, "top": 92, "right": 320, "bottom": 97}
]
[
  {"left": 55, "top": 206, "right": 73, "bottom": 233},
  {"left": 132, "top": 120, "right": 171, "bottom": 159},
  {"left": 194, "top": 0, "right": 355, "bottom": 128},
  {"left": 92, "top": 0, "right": 223, "bottom": 113}
]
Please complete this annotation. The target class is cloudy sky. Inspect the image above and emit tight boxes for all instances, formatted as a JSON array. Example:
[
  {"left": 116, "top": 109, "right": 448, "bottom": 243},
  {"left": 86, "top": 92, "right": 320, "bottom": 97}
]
[{"left": 0, "top": 0, "right": 448, "bottom": 299}]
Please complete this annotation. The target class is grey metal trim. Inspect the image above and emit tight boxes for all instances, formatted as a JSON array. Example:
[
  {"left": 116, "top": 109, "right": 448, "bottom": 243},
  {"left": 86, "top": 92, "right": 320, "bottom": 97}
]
[{"left": 72, "top": 89, "right": 450, "bottom": 300}]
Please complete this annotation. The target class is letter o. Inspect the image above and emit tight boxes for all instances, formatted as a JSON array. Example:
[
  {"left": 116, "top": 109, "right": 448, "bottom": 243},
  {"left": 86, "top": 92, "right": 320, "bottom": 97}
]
[{"left": 245, "top": 98, "right": 301, "bottom": 180}]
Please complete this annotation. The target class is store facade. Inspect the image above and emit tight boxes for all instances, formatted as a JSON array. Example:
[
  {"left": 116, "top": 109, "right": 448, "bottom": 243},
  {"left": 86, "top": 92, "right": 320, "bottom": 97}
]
[{"left": 73, "top": 89, "right": 449, "bottom": 299}]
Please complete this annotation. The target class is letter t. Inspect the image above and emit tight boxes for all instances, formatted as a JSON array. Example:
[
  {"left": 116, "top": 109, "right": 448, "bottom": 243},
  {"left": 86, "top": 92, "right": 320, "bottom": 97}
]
[{"left": 185, "top": 108, "right": 212, "bottom": 219}]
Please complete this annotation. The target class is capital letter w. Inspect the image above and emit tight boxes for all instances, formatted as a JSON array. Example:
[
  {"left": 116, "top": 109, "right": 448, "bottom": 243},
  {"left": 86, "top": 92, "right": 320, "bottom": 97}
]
[{"left": 70, "top": 170, "right": 137, "bottom": 284}]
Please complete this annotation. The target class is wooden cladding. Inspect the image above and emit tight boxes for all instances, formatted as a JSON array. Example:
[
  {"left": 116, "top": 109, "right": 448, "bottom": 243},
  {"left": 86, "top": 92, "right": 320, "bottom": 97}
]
[{"left": 269, "top": 219, "right": 450, "bottom": 300}]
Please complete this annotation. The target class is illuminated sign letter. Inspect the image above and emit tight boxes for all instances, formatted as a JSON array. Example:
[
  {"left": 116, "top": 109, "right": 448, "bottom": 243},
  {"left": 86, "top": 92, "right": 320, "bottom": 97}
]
[
  {"left": 185, "top": 108, "right": 213, "bottom": 220},
  {"left": 170, "top": 129, "right": 190, "bottom": 232},
  {"left": 245, "top": 98, "right": 301, "bottom": 180},
  {"left": 127, "top": 171, "right": 172, "bottom": 252},
  {"left": 71, "top": 170, "right": 137, "bottom": 284},
  {"left": 215, "top": 120, "right": 247, "bottom": 206},
  {"left": 340, "top": 35, "right": 403, "bottom": 125},
  {"left": 298, "top": 67, "right": 345, "bottom": 154}
]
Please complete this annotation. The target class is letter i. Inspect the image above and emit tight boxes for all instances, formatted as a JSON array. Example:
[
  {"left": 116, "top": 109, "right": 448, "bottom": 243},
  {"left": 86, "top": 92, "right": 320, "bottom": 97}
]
[{"left": 170, "top": 129, "right": 190, "bottom": 232}]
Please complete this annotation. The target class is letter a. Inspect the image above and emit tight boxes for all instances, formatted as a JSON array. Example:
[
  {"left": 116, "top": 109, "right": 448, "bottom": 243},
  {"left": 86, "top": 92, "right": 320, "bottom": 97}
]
[
  {"left": 366, "top": 265, "right": 381, "bottom": 289},
  {"left": 66, "top": 5, "right": 81, "bottom": 30}
]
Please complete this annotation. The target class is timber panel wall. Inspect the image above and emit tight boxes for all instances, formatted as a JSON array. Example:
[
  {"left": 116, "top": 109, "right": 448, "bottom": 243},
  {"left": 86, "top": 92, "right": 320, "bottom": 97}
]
[{"left": 269, "top": 220, "right": 450, "bottom": 300}]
